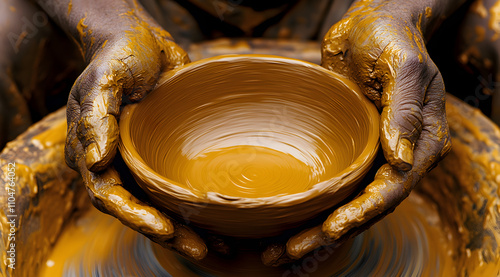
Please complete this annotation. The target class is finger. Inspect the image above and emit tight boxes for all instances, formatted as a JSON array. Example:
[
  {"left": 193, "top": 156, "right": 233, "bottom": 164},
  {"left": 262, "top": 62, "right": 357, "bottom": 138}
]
[
  {"left": 413, "top": 70, "right": 451, "bottom": 169},
  {"left": 378, "top": 53, "right": 438, "bottom": 171},
  {"left": 262, "top": 226, "right": 324, "bottom": 266},
  {"left": 65, "top": 88, "right": 82, "bottom": 170},
  {"left": 77, "top": 155, "right": 174, "bottom": 240},
  {"left": 322, "top": 164, "right": 405, "bottom": 241},
  {"left": 321, "top": 19, "right": 351, "bottom": 78},
  {"left": 264, "top": 167, "right": 404, "bottom": 265},
  {"left": 261, "top": 242, "right": 295, "bottom": 267},
  {"left": 322, "top": 73, "right": 450, "bottom": 242},
  {"left": 75, "top": 60, "right": 125, "bottom": 172},
  {"left": 262, "top": 226, "right": 340, "bottom": 265},
  {"left": 286, "top": 226, "right": 326, "bottom": 260},
  {"left": 76, "top": 138, "right": 207, "bottom": 260},
  {"left": 168, "top": 223, "right": 208, "bottom": 261},
  {"left": 75, "top": 142, "right": 175, "bottom": 244}
]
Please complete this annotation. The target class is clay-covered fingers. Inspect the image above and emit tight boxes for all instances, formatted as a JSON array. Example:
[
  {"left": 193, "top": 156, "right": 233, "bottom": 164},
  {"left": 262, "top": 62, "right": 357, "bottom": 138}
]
[
  {"left": 378, "top": 56, "right": 440, "bottom": 171},
  {"left": 65, "top": 58, "right": 130, "bottom": 174},
  {"left": 75, "top": 149, "right": 207, "bottom": 260},
  {"left": 66, "top": 94, "right": 208, "bottom": 260},
  {"left": 322, "top": 13, "right": 447, "bottom": 172},
  {"left": 263, "top": 81, "right": 451, "bottom": 264},
  {"left": 65, "top": 27, "right": 189, "bottom": 174},
  {"left": 322, "top": 164, "right": 409, "bottom": 242},
  {"left": 262, "top": 226, "right": 327, "bottom": 266},
  {"left": 326, "top": 76, "right": 450, "bottom": 249},
  {"left": 75, "top": 61, "right": 124, "bottom": 172},
  {"left": 323, "top": 83, "right": 450, "bottom": 241}
]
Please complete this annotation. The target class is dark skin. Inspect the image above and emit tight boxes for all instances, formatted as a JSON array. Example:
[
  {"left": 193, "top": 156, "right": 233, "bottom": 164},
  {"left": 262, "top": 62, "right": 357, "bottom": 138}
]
[
  {"left": 0, "top": 0, "right": 82, "bottom": 149},
  {"left": 36, "top": 0, "right": 207, "bottom": 260},
  {"left": 265, "top": 0, "right": 465, "bottom": 264},
  {"left": 1, "top": 0, "right": 465, "bottom": 264}
]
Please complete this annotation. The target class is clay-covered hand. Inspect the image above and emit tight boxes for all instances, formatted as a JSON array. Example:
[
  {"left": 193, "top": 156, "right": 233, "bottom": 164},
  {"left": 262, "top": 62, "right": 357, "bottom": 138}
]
[
  {"left": 262, "top": 0, "right": 455, "bottom": 266},
  {"left": 63, "top": 9, "right": 207, "bottom": 260}
]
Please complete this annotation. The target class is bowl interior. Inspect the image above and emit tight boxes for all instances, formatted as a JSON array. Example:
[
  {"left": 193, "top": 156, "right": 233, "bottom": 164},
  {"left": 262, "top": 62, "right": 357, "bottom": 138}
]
[{"left": 127, "top": 56, "right": 376, "bottom": 199}]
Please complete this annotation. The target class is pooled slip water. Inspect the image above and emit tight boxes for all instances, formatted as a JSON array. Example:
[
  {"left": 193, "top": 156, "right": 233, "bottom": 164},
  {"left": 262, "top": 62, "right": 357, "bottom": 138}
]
[{"left": 175, "top": 145, "right": 317, "bottom": 198}]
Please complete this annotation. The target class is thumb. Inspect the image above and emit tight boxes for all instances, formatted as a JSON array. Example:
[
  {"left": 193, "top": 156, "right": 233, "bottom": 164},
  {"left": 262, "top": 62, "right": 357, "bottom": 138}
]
[
  {"left": 75, "top": 59, "right": 133, "bottom": 172},
  {"left": 379, "top": 56, "right": 437, "bottom": 171}
]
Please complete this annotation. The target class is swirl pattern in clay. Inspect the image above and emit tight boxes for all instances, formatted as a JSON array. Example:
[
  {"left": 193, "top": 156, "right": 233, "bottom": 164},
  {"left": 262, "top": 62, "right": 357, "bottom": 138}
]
[{"left": 119, "top": 55, "right": 379, "bottom": 237}]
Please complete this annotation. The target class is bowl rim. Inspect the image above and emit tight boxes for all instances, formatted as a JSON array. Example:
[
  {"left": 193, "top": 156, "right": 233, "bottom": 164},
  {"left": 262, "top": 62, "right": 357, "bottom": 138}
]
[{"left": 119, "top": 54, "right": 380, "bottom": 208}]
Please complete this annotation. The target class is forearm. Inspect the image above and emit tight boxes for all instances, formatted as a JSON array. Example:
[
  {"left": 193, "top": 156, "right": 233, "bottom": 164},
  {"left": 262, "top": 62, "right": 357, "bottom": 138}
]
[
  {"left": 35, "top": 0, "right": 164, "bottom": 62},
  {"left": 346, "top": 0, "right": 469, "bottom": 40}
]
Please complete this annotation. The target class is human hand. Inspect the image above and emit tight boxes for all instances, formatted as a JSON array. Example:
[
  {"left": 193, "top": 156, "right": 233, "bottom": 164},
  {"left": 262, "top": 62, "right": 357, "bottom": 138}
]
[
  {"left": 262, "top": 1, "right": 452, "bottom": 265},
  {"left": 64, "top": 12, "right": 208, "bottom": 260}
]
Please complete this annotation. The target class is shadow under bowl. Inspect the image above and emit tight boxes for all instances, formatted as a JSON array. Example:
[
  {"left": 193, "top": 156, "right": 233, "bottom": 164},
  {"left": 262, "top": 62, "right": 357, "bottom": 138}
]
[{"left": 119, "top": 55, "right": 379, "bottom": 238}]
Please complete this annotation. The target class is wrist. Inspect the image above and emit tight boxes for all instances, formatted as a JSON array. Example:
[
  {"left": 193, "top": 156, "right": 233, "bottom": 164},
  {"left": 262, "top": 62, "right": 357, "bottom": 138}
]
[
  {"left": 345, "top": 0, "right": 467, "bottom": 41},
  {"left": 386, "top": 0, "right": 468, "bottom": 40},
  {"left": 37, "top": 0, "right": 163, "bottom": 63}
]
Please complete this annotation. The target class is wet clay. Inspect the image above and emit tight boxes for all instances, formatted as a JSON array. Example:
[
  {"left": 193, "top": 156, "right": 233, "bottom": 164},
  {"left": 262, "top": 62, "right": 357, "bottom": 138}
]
[
  {"left": 36, "top": 94, "right": 500, "bottom": 276},
  {"left": 119, "top": 54, "right": 380, "bottom": 237},
  {"left": 178, "top": 145, "right": 316, "bottom": 198},
  {"left": 40, "top": 192, "right": 456, "bottom": 276},
  {"left": 416, "top": 94, "right": 500, "bottom": 276},
  {"left": 0, "top": 108, "right": 87, "bottom": 277},
  {"left": 2, "top": 95, "right": 500, "bottom": 275}
]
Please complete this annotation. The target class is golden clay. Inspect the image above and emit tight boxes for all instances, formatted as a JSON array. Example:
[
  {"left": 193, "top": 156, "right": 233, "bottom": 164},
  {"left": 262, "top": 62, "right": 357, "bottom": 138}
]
[
  {"left": 177, "top": 145, "right": 316, "bottom": 198},
  {"left": 3, "top": 94, "right": 500, "bottom": 276},
  {"left": 119, "top": 54, "right": 380, "bottom": 237},
  {"left": 0, "top": 108, "right": 87, "bottom": 277},
  {"left": 40, "top": 192, "right": 457, "bottom": 276}
]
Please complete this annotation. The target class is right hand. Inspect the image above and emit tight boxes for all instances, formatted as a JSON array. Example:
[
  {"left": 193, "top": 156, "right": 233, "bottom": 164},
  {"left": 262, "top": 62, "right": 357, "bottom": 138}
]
[
  {"left": 262, "top": 1, "right": 452, "bottom": 265},
  {"left": 64, "top": 14, "right": 208, "bottom": 260}
]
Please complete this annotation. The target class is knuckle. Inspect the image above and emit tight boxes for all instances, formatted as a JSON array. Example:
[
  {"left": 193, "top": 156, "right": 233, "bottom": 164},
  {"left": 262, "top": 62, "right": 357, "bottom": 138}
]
[
  {"left": 85, "top": 185, "right": 104, "bottom": 210},
  {"left": 402, "top": 52, "right": 425, "bottom": 70},
  {"left": 323, "top": 19, "right": 349, "bottom": 43},
  {"left": 391, "top": 103, "right": 423, "bottom": 135},
  {"left": 441, "top": 137, "right": 452, "bottom": 157},
  {"left": 322, "top": 20, "right": 350, "bottom": 61},
  {"left": 400, "top": 52, "right": 437, "bottom": 82}
]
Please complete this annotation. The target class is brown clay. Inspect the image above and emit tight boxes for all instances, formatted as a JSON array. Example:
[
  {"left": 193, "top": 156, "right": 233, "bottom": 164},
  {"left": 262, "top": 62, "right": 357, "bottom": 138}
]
[
  {"left": 0, "top": 93, "right": 498, "bottom": 276},
  {"left": 0, "top": 108, "right": 87, "bottom": 277},
  {"left": 38, "top": 189, "right": 457, "bottom": 276},
  {"left": 36, "top": 94, "right": 500, "bottom": 276},
  {"left": 119, "top": 54, "right": 380, "bottom": 238}
]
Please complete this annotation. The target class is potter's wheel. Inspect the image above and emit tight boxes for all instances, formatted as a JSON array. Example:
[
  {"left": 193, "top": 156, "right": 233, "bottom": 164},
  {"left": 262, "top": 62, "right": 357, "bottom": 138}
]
[
  {"left": 41, "top": 192, "right": 455, "bottom": 276},
  {"left": 2, "top": 39, "right": 500, "bottom": 276}
]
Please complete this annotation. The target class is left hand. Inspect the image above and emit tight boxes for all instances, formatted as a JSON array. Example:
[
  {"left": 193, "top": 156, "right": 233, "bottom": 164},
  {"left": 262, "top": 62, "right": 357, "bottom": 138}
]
[{"left": 262, "top": 1, "right": 452, "bottom": 266}]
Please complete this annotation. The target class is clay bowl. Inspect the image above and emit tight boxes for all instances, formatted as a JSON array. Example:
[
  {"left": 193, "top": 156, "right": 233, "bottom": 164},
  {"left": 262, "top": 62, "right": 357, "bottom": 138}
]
[{"left": 119, "top": 55, "right": 379, "bottom": 238}]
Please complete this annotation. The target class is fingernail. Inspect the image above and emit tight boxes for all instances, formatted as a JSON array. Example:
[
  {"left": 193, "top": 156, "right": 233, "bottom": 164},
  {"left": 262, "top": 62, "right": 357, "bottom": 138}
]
[
  {"left": 396, "top": 138, "right": 413, "bottom": 171},
  {"left": 85, "top": 143, "right": 102, "bottom": 171}
]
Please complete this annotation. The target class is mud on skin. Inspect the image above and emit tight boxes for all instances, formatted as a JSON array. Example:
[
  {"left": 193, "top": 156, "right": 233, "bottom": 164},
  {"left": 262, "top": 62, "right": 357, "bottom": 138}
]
[
  {"left": 263, "top": 0, "right": 468, "bottom": 265},
  {"left": 35, "top": 0, "right": 207, "bottom": 260},
  {"left": 27, "top": 0, "right": 482, "bottom": 268}
]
